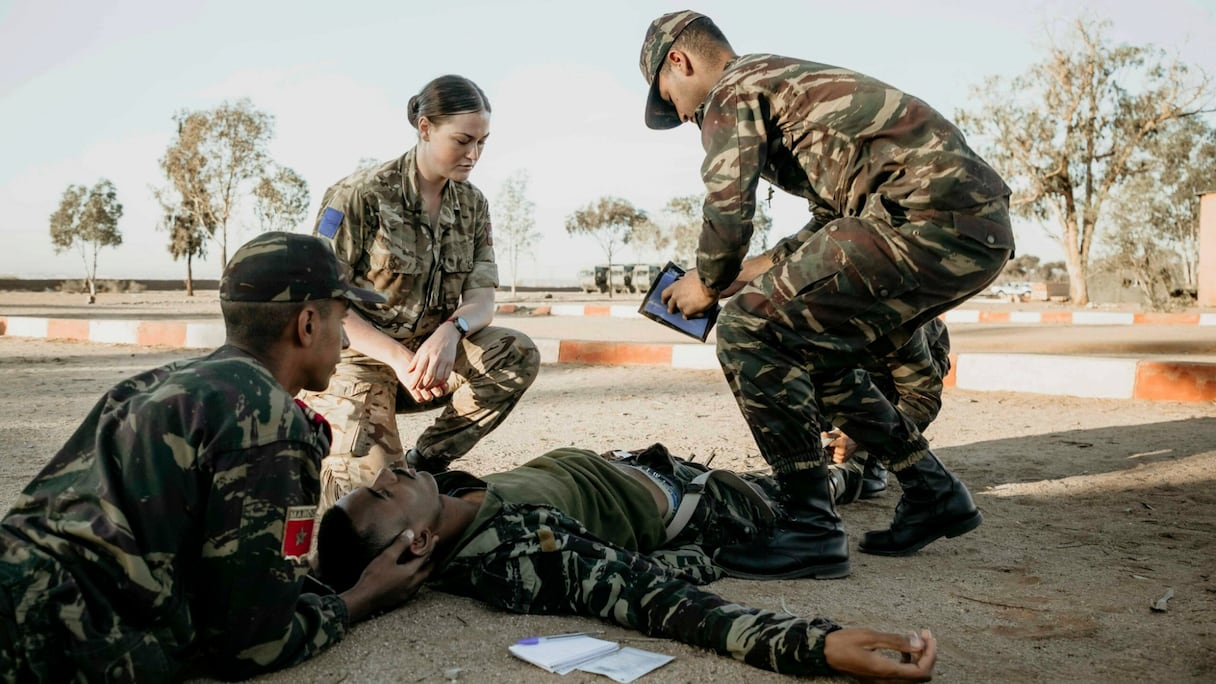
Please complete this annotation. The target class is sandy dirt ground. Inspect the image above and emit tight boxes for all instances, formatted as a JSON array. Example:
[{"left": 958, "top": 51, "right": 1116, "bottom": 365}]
[{"left": 0, "top": 293, "right": 1214, "bottom": 683}]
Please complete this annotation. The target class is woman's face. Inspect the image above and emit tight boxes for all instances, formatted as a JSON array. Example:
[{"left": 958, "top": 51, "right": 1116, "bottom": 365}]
[{"left": 419, "top": 111, "right": 491, "bottom": 183}]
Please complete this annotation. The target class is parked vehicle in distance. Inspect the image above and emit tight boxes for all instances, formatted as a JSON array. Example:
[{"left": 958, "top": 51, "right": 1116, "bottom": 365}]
[
  {"left": 631, "top": 264, "right": 663, "bottom": 293},
  {"left": 578, "top": 266, "right": 608, "bottom": 293},
  {"left": 988, "top": 281, "right": 1033, "bottom": 299},
  {"left": 609, "top": 264, "right": 634, "bottom": 294},
  {"left": 579, "top": 263, "right": 665, "bottom": 295}
]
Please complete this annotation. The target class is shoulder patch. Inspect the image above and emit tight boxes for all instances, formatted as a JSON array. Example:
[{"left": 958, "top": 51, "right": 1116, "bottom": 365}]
[
  {"left": 283, "top": 505, "right": 317, "bottom": 560},
  {"left": 318, "top": 207, "right": 344, "bottom": 238}
]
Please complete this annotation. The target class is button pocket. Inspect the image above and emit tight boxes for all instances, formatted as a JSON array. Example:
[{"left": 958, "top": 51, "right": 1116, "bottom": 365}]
[{"left": 953, "top": 211, "right": 1014, "bottom": 250}]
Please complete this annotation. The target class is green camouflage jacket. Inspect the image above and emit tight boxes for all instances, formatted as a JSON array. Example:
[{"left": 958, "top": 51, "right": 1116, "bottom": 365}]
[
  {"left": 0, "top": 346, "right": 345, "bottom": 682},
  {"left": 695, "top": 53, "right": 1011, "bottom": 291},
  {"left": 429, "top": 448, "right": 841, "bottom": 676},
  {"left": 314, "top": 148, "right": 499, "bottom": 342}
]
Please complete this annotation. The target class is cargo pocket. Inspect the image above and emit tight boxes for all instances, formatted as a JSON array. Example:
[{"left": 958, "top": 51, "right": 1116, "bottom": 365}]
[
  {"left": 953, "top": 211, "right": 1014, "bottom": 251},
  {"left": 438, "top": 242, "right": 474, "bottom": 311},
  {"left": 831, "top": 221, "right": 918, "bottom": 299},
  {"left": 365, "top": 253, "right": 422, "bottom": 335},
  {"left": 776, "top": 219, "right": 918, "bottom": 334},
  {"left": 319, "top": 377, "right": 377, "bottom": 457}
]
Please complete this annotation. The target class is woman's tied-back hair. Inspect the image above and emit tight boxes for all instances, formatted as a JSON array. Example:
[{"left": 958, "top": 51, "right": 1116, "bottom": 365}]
[
  {"left": 407, "top": 75, "right": 491, "bottom": 129},
  {"left": 315, "top": 505, "right": 383, "bottom": 593}
]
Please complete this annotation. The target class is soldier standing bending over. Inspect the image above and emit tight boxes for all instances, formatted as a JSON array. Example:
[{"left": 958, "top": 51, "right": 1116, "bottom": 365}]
[
  {"left": 307, "top": 74, "right": 540, "bottom": 510},
  {"left": 0, "top": 233, "right": 432, "bottom": 682},
  {"left": 638, "top": 11, "right": 1013, "bottom": 579}
]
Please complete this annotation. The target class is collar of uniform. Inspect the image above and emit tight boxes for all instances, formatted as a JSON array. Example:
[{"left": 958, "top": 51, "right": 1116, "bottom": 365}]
[
  {"left": 694, "top": 56, "right": 744, "bottom": 128},
  {"left": 397, "top": 146, "right": 465, "bottom": 224},
  {"left": 397, "top": 147, "right": 422, "bottom": 210}
]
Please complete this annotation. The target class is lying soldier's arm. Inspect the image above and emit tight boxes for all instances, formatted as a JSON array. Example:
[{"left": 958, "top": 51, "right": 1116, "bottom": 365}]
[{"left": 437, "top": 515, "right": 840, "bottom": 676}]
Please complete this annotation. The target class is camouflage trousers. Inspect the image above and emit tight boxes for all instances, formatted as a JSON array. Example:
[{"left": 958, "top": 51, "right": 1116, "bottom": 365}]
[
  {"left": 302, "top": 325, "right": 540, "bottom": 511},
  {"left": 718, "top": 200, "right": 1012, "bottom": 477},
  {"left": 0, "top": 545, "right": 176, "bottom": 683},
  {"left": 818, "top": 316, "right": 951, "bottom": 480},
  {"left": 822, "top": 315, "right": 952, "bottom": 435}
]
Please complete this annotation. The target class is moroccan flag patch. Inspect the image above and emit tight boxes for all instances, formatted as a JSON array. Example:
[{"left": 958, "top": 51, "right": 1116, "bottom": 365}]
[{"left": 283, "top": 505, "right": 317, "bottom": 560}]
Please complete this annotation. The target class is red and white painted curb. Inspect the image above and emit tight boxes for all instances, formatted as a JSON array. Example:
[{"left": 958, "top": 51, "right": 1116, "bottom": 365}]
[
  {"left": 0, "top": 316, "right": 226, "bottom": 349},
  {"left": 500, "top": 303, "right": 1216, "bottom": 326},
  {"left": 2, "top": 315, "right": 1212, "bottom": 402}
]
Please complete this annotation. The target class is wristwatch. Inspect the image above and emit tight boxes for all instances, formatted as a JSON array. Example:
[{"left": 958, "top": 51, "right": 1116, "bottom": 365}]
[{"left": 447, "top": 316, "right": 469, "bottom": 337}]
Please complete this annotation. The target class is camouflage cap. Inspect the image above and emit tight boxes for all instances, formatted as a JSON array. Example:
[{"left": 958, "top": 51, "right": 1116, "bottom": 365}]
[
  {"left": 220, "top": 231, "right": 386, "bottom": 304},
  {"left": 639, "top": 9, "right": 707, "bottom": 130}
]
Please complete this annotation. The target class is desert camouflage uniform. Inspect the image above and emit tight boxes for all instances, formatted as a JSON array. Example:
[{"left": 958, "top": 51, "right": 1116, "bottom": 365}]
[
  {"left": 693, "top": 54, "right": 1013, "bottom": 475},
  {"left": 307, "top": 148, "right": 540, "bottom": 507},
  {"left": 0, "top": 347, "right": 346, "bottom": 683},
  {"left": 429, "top": 445, "right": 843, "bottom": 677}
]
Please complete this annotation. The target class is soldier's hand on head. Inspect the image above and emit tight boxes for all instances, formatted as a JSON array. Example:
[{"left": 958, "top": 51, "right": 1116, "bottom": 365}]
[
  {"left": 661, "top": 272, "right": 718, "bottom": 318},
  {"left": 341, "top": 530, "right": 440, "bottom": 622},
  {"left": 823, "top": 628, "right": 936, "bottom": 683}
]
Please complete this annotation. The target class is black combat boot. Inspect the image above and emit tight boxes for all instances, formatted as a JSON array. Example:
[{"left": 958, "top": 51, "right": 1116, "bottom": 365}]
[
  {"left": 858, "top": 451, "right": 981, "bottom": 556},
  {"left": 714, "top": 469, "right": 850, "bottom": 580},
  {"left": 406, "top": 448, "right": 450, "bottom": 474},
  {"left": 859, "top": 455, "right": 888, "bottom": 499},
  {"left": 829, "top": 452, "right": 886, "bottom": 505}
]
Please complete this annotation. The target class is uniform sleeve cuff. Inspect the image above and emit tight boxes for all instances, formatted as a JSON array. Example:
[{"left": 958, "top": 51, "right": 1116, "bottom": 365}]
[
  {"left": 808, "top": 618, "right": 843, "bottom": 675},
  {"left": 327, "top": 593, "right": 351, "bottom": 632},
  {"left": 464, "top": 263, "right": 499, "bottom": 290}
]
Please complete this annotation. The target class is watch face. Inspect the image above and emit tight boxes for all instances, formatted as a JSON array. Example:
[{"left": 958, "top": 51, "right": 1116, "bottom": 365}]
[{"left": 453, "top": 317, "right": 469, "bottom": 335}]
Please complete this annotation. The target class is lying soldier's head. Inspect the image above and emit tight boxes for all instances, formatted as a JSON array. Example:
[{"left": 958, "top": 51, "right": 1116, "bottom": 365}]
[{"left": 315, "top": 466, "right": 443, "bottom": 592}]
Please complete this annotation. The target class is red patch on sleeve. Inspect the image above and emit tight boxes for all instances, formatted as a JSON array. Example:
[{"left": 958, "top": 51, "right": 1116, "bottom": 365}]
[{"left": 283, "top": 505, "right": 317, "bottom": 560}]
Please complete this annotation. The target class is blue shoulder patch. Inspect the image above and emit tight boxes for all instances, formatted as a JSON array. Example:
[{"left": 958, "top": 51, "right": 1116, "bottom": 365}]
[{"left": 318, "top": 207, "right": 344, "bottom": 238}]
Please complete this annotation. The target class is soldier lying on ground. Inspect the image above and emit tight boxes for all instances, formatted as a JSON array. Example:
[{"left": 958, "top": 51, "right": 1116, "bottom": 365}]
[
  {"left": 316, "top": 444, "right": 937, "bottom": 681},
  {"left": 0, "top": 234, "right": 431, "bottom": 682}
]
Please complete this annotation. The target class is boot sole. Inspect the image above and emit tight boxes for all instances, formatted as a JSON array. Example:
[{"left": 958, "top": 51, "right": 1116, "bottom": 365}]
[
  {"left": 716, "top": 560, "right": 851, "bottom": 581},
  {"left": 858, "top": 510, "right": 983, "bottom": 557},
  {"left": 858, "top": 486, "right": 886, "bottom": 500}
]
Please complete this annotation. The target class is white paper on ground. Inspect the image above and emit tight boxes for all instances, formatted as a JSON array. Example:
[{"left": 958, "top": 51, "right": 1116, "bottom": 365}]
[
  {"left": 508, "top": 635, "right": 620, "bottom": 674},
  {"left": 576, "top": 646, "right": 675, "bottom": 683}
]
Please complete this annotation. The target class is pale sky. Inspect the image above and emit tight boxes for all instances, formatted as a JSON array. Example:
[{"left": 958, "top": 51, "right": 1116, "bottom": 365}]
[{"left": 2, "top": 0, "right": 1214, "bottom": 282}]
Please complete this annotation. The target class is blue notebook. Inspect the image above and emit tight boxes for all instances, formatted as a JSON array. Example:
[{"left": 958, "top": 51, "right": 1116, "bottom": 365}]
[{"left": 637, "top": 262, "right": 719, "bottom": 342}]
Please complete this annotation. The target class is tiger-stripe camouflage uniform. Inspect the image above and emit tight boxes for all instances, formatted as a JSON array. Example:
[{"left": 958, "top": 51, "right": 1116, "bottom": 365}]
[
  {"left": 772, "top": 220, "right": 955, "bottom": 435},
  {"left": 307, "top": 148, "right": 540, "bottom": 508},
  {"left": 0, "top": 348, "right": 345, "bottom": 682},
  {"left": 428, "top": 446, "right": 844, "bottom": 677},
  {"left": 826, "top": 317, "right": 953, "bottom": 502},
  {"left": 697, "top": 53, "right": 1011, "bottom": 474},
  {"left": 640, "top": 11, "right": 1008, "bottom": 573},
  {"left": 866, "top": 316, "right": 952, "bottom": 432}
]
